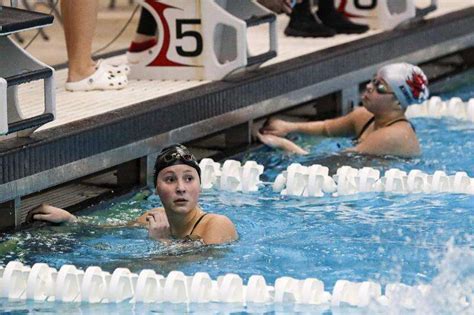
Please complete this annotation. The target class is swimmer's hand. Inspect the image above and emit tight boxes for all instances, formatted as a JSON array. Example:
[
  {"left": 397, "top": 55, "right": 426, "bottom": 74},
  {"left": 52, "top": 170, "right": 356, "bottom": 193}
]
[
  {"left": 260, "top": 118, "right": 294, "bottom": 137},
  {"left": 27, "top": 204, "right": 77, "bottom": 224},
  {"left": 256, "top": 132, "right": 308, "bottom": 155},
  {"left": 146, "top": 211, "right": 171, "bottom": 241}
]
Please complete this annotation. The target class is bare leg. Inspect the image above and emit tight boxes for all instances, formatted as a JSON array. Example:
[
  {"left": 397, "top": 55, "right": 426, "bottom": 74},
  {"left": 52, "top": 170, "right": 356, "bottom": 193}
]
[
  {"left": 132, "top": 33, "right": 155, "bottom": 44},
  {"left": 61, "top": 0, "right": 98, "bottom": 82}
]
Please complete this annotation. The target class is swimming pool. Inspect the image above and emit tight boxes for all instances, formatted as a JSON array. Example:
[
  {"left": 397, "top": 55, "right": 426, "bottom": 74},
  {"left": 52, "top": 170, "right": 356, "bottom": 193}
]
[{"left": 1, "top": 75, "right": 473, "bottom": 313}]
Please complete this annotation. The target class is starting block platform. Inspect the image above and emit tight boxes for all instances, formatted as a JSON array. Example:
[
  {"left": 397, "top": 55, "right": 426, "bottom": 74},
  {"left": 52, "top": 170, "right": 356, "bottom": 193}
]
[
  {"left": 0, "top": 1, "right": 473, "bottom": 229},
  {"left": 0, "top": 4, "right": 55, "bottom": 136},
  {"left": 129, "top": 0, "right": 278, "bottom": 80}
]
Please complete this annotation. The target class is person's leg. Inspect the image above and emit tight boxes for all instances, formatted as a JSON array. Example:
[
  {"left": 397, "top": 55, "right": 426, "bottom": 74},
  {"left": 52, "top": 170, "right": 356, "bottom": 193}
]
[
  {"left": 129, "top": 8, "right": 157, "bottom": 52},
  {"left": 61, "top": 0, "right": 98, "bottom": 82},
  {"left": 316, "top": 0, "right": 369, "bottom": 34},
  {"left": 285, "top": 0, "right": 336, "bottom": 37},
  {"left": 62, "top": 0, "right": 128, "bottom": 91}
]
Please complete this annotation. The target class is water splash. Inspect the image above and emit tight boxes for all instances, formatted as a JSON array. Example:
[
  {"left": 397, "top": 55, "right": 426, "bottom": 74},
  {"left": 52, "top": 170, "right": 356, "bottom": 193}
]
[{"left": 414, "top": 237, "right": 474, "bottom": 314}]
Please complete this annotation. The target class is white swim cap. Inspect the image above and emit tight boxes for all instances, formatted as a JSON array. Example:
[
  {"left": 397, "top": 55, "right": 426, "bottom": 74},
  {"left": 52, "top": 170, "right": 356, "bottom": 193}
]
[{"left": 378, "top": 63, "right": 429, "bottom": 109}]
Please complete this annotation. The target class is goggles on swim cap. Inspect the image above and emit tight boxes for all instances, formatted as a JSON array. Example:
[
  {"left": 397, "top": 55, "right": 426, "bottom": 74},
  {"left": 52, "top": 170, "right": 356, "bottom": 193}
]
[
  {"left": 153, "top": 144, "right": 201, "bottom": 186},
  {"left": 161, "top": 150, "right": 195, "bottom": 164},
  {"left": 378, "top": 63, "right": 429, "bottom": 109}
]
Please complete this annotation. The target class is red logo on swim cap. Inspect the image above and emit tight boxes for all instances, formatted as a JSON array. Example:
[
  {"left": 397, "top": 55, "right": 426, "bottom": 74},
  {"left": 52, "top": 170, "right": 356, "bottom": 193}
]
[{"left": 406, "top": 71, "right": 426, "bottom": 99}]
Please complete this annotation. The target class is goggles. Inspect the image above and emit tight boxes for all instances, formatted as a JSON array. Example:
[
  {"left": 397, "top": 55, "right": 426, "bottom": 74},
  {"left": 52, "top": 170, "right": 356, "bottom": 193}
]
[
  {"left": 369, "top": 79, "right": 394, "bottom": 95},
  {"left": 161, "top": 151, "right": 196, "bottom": 164}
]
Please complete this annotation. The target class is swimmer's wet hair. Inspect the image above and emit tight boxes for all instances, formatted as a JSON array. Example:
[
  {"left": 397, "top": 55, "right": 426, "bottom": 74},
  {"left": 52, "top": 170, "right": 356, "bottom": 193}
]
[{"left": 153, "top": 144, "right": 201, "bottom": 187}]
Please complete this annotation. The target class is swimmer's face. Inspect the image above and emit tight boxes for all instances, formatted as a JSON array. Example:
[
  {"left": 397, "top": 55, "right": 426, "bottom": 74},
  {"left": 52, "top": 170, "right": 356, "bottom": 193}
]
[
  {"left": 156, "top": 164, "right": 200, "bottom": 215},
  {"left": 362, "top": 76, "right": 397, "bottom": 113}
]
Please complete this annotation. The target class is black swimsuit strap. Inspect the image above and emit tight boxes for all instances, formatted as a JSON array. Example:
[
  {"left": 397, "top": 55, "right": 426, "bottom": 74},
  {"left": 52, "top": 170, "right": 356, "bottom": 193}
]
[
  {"left": 385, "top": 117, "right": 409, "bottom": 126},
  {"left": 355, "top": 116, "right": 416, "bottom": 142},
  {"left": 385, "top": 117, "right": 416, "bottom": 133},
  {"left": 189, "top": 213, "right": 208, "bottom": 236},
  {"left": 355, "top": 116, "right": 375, "bottom": 141}
]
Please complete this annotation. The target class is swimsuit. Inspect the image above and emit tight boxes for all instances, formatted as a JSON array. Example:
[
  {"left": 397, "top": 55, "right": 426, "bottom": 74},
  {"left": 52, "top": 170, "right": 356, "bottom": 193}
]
[
  {"left": 183, "top": 213, "right": 208, "bottom": 241},
  {"left": 354, "top": 116, "right": 415, "bottom": 143}
]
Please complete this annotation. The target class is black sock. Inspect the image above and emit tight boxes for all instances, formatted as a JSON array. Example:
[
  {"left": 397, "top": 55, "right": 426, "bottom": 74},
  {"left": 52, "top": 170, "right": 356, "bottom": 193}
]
[
  {"left": 316, "top": 0, "right": 369, "bottom": 34},
  {"left": 285, "top": 0, "right": 336, "bottom": 37},
  {"left": 136, "top": 9, "right": 157, "bottom": 36},
  {"left": 292, "top": 0, "right": 311, "bottom": 14},
  {"left": 317, "top": 0, "right": 334, "bottom": 14}
]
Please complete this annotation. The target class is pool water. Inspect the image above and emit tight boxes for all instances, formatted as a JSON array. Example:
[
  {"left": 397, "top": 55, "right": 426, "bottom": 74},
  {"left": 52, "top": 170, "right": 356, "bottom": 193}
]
[{"left": 1, "top": 75, "right": 473, "bottom": 313}]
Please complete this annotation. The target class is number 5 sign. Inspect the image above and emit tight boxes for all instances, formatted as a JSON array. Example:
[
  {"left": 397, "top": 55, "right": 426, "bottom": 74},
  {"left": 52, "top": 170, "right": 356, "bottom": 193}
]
[{"left": 129, "top": 0, "right": 277, "bottom": 81}]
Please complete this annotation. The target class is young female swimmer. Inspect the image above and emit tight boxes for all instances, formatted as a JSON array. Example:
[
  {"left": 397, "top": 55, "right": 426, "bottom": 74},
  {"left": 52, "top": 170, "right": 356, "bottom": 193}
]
[{"left": 29, "top": 145, "right": 238, "bottom": 245}]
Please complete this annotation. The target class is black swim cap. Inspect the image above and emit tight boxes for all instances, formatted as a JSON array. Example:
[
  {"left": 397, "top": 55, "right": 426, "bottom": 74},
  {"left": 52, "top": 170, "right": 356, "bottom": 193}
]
[{"left": 153, "top": 144, "right": 201, "bottom": 187}]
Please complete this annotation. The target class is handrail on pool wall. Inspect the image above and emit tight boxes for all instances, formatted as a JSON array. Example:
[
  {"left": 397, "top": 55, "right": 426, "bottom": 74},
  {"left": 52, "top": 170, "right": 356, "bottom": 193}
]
[{"left": 3, "top": 260, "right": 464, "bottom": 310}]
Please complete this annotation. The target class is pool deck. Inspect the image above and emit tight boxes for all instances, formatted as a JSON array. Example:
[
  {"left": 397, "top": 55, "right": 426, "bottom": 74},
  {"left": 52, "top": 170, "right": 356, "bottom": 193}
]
[{"left": 0, "top": 1, "right": 473, "bottom": 229}]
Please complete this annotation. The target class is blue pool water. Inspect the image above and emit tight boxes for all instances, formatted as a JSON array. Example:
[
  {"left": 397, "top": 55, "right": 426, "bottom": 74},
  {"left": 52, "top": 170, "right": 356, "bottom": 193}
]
[{"left": 1, "top": 75, "right": 473, "bottom": 313}]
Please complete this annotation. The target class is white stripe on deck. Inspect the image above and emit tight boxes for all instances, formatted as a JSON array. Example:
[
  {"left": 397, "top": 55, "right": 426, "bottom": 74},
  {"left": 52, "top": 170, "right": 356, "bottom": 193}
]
[{"left": 13, "top": 0, "right": 473, "bottom": 133}]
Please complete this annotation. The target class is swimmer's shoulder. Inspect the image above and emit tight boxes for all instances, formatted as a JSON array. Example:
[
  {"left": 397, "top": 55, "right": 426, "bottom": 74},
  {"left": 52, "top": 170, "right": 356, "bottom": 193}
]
[
  {"left": 383, "top": 118, "right": 416, "bottom": 138},
  {"left": 200, "top": 213, "right": 232, "bottom": 226},
  {"left": 196, "top": 213, "right": 237, "bottom": 244},
  {"left": 384, "top": 120, "right": 420, "bottom": 154}
]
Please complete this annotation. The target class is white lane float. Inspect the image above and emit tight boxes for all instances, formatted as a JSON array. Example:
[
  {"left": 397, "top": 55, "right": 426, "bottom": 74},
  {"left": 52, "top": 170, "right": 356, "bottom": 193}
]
[
  {"left": 199, "top": 158, "right": 264, "bottom": 193},
  {"left": 0, "top": 261, "right": 30, "bottom": 300},
  {"left": 332, "top": 280, "right": 381, "bottom": 307},
  {"left": 81, "top": 266, "right": 110, "bottom": 303},
  {"left": 2, "top": 260, "right": 464, "bottom": 311},
  {"left": 406, "top": 96, "right": 474, "bottom": 122},
  {"left": 273, "top": 165, "right": 474, "bottom": 197},
  {"left": 26, "top": 263, "right": 57, "bottom": 302},
  {"left": 245, "top": 275, "right": 272, "bottom": 304}
]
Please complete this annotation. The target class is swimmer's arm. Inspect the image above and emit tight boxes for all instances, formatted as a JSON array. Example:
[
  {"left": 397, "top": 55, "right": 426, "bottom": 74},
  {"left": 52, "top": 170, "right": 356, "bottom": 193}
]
[
  {"left": 27, "top": 204, "right": 78, "bottom": 224},
  {"left": 132, "top": 208, "right": 165, "bottom": 226},
  {"left": 199, "top": 215, "right": 238, "bottom": 245},
  {"left": 323, "top": 107, "right": 370, "bottom": 137},
  {"left": 27, "top": 204, "right": 122, "bottom": 227},
  {"left": 265, "top": 111, "right": 361, "bottom": 138},
  {"left": 284, "top": 112, "right": 361, "bottom": 137},
  {"left": 260, "top": 118, "right": 328, "bottom": 137},
  {"left": 289, "top": 120, "right": 330, "bottom": 136},
  {"left": 257, "top": 133, "right": 308, "bottom": 155}
]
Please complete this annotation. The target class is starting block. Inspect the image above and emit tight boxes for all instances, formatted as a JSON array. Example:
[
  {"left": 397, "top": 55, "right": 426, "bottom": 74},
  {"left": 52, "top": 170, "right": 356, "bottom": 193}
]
[
  {"left": 0, "top": 3, "right": 55, "bottom": 136},
  {"left": 129, "top": 0, "right": 277, "bottom": 81},
  {"left": 335, "top": 0, "right": 438, "bottom": 30}
]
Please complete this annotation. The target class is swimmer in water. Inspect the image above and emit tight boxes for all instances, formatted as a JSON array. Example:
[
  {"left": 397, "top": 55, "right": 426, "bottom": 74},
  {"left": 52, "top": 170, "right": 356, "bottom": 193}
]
[
  {"left": 258, "top": 63, "right": 429, "bottom": 158},
  {"left": 28, "top": 144, "right": 238, "bottom": 245}
]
